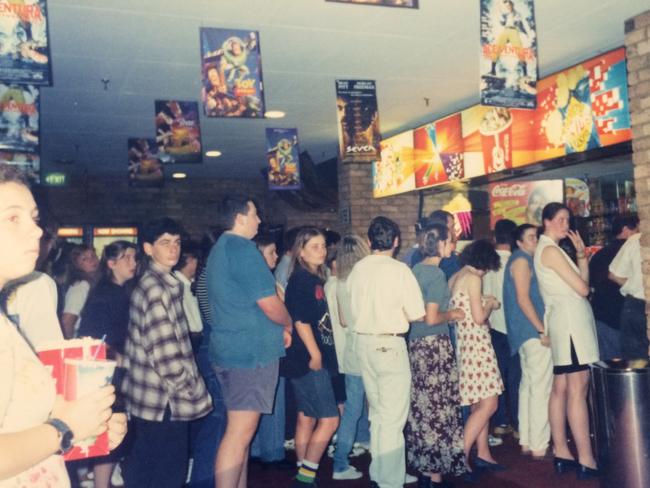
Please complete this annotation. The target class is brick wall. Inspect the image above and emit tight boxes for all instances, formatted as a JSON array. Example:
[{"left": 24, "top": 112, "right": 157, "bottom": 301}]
[{"left": 625, "top": 10, "right": 650, "bottom": 330}]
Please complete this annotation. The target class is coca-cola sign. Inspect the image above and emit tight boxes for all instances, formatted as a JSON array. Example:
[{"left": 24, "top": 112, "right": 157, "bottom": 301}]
[{"left": 490, "top": 183, "right": 528, "bottom": 198}]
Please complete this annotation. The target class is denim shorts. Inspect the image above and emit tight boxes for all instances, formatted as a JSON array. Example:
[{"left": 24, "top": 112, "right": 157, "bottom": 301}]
[
  {"left": 291, "top": 369, "right": 339, "bottom": 419},
  {"left": 213, "top": 360, "right": 279, "bottom": 414}
]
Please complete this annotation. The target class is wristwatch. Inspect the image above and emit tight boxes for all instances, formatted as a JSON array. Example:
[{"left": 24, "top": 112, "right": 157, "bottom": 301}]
[{"left": 45, "top": 418, "right": 74, "bottom": 455}]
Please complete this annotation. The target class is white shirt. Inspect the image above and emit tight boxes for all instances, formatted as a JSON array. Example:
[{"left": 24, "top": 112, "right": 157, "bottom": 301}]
[
  {"left": 483, "top": 249, "right": 511, "bottom": 334},
  {"left": 324, "top": 277, "right": 347, "bottom": 373},
  {"left": 348, "top": 254, "right": 425, "bottom": 334},
  {"left": 174, "top": 271, "right": 203, "bottom": 333},
  {"left": 7, "top": 272, "right": 63, "bottom": 349},
  {"left": 610, "top": 233, "right": 645, "bottom": 300},
  {"left": 64, "top": 280, "right": 90, "bottom": 336}
]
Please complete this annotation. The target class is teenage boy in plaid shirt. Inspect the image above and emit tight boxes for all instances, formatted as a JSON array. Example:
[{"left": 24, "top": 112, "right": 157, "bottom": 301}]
[{"left": 121, "top": 218, "right": 212, "bottom": 488}]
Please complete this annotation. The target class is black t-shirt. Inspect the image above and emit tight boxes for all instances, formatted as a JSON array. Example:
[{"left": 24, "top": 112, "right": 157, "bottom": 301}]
[
  {"left": 283, "top": 266, "right": 338, "bottom": 378},
  {"left": 589, "top": 239, "right": 625, "bottom": 329}
]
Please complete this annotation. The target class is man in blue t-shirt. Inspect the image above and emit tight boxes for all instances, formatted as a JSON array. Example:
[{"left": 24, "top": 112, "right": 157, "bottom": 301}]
[{"left": 207, "top": 194, "right": 292, "bottom": 488}]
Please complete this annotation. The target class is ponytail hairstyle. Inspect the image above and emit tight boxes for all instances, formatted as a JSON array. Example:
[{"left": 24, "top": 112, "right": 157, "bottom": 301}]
[
  {"left": 418, "top": 223, "right": 449, "bottom": 258},
  {"left": 100, "top": 240, "right": 137, "bottom": 285}
]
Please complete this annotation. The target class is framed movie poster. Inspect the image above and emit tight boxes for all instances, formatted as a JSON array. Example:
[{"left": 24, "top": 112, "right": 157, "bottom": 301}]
[
  {"left": 128, "top": 138, "right": 163, "bottom": 187},
  {"left": 200, "top": 27, "right": 265, "bottom": 118},
  {"left": 336, "top": 80, "right": 381, "bottom": 163},
  {"left": 0, "top": 0, "right": 52, "bottom": 85},
  {"left": 326, "top": 0, "right": 418, "bottom": 8},
  {"left": 154, "top": 100, "right": 202, "bottom": 163},
  {"left": 0, "top": 83, "right": 39, "bottom": 153},
  {"left": 266, "top": 128, "right": 300, "bottom": 191},
  {"left": 480, "top": 0, "right": 537, "bottom": 109},
  {"left": 0, "top": 151, "right": 39, "bottom": 182}
]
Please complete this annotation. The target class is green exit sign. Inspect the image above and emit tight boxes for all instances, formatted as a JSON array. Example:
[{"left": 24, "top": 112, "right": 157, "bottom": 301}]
[{"left": 43, "top": 172, "right": 67, "bottom": 186}]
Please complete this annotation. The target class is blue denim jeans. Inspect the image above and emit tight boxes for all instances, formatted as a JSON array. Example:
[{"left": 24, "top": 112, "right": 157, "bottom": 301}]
[
  {"left": 333, "top": 374, "right": 369, "bottom": 473},
  {"left": 490, "top": 329, "right": 521, "bottom": 429},
  {"left": 250, "top": 376, "right": 286, "bottom": 461}
]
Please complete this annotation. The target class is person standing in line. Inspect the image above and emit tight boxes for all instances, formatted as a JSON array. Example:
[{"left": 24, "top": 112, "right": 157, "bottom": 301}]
[
  {"left": 61, "top": 244, "right": 100, "bottom": 338},
  {"left": 534, "top": 203, "right": 599, "bottom": 480},
  {"left": 348, "top": 216, "right": 425, "bottom": 488},
  {"left": 275, "top": 227, "right": 302, "bottom": 301},
  {"left": 503, "top": 224, "right": 552, "bottom": 459},
  {"left": 208, "top": 195, "right": 292, "bottom": 488},
  {"left": 173, "top": 242, "right": 204, "bottom": 350}
]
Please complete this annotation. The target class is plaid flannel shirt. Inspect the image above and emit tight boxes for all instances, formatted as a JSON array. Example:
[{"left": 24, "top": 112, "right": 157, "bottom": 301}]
[{"left": 121, "top": 260, "right": 212, "bottom": 422}]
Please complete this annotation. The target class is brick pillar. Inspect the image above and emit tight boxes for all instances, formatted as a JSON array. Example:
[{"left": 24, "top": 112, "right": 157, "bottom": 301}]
[
  {"left": 625, "top": 10, "right": 650, "bottom": 334},
  {"left": 337, "top": 160, "right": 421, "bottom": 253}
]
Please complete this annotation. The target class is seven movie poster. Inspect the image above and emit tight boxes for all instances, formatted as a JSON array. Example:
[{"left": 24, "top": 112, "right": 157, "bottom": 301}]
[
  {"left": 336, "top": 80, "right": 381, "bottom": 163},
  {"left": 266, "top": 127, "right": 300, "bottom": 191},
  {"left": 489, "top": 180, "right": 563, "bottom": 228},
  {"left": 0, "top": 83, "right": 38, "bottom": 153},
  {"left": 154, "top": 100, "right": 202, "bottom": 164},
  {"left": 200, "top": 27, "right": 265, "bottom": 118},
  {"left": 480, "top": 0, "right": 537, "bottom": 109},
  {"left": 0, "top": 0, "right": 51, "bottom": 85},
  {"left": 128, "top": 138, "right": 163, "bottom": 187}
]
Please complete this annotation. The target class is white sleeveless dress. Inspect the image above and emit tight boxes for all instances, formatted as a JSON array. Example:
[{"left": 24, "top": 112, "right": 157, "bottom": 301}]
[{"left": 533, "top": 235, "right": 599, "bottom": 367}]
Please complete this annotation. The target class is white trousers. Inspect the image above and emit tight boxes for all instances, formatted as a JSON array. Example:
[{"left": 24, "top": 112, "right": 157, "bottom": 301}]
[
  {"left": 356, "top": 335, "right": 411, "bottom": 488},
  {"left": 518, "top": 337, "right": 553, "bottom": 452}
]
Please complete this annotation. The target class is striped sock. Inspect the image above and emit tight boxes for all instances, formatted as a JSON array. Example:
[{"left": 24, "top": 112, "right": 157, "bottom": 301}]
[{"left": 295, "top": 459, "right": 318, "bottom": 484}]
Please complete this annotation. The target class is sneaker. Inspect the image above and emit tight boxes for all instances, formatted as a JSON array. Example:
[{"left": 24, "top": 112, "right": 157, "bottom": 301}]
[
  {"left": 350, "top": 445, "right": 367, "bottom": 458},
  {"left": 493, "top": 424, "right": 513, "bottom": 435},
  {"left": 327, "top": 444, "right": 336, "bottom": 458},
  {"left": 284, "top": 438, "right": 296, "bottom": 450},
  {"left": 333, "top": 466, "right": 363, "bottom": 480},
  {"left": 488, "top": 435, "right": 503, "bottom": 447},
  {"left": 405, "top": 473, "right": 418, "bottom": 484}
]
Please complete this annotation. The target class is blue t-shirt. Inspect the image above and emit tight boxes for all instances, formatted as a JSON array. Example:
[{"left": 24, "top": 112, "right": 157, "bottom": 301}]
[
  {"left": 503, "top": 249, "right": 545, "bottom": 355},
  {"left": 207, "top": 232, "right": 284, "bottom": 368},
  {"left": 409, "top": 262, "right": 451, "bottom": 340}
]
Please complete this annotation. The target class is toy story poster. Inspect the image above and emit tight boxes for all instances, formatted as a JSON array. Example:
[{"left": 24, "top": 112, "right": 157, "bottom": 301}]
[
  {"left": 0, "top": 150, "right": 38, "bottom": 182},
  {"left": 0, "top": 83, "right": 38, "bottom": 153},
  {"left": 154, "top": 100, "right": 202, "bottom": 164},
  {"left": 534, "top": 47, "right": 631, "bottom": 161},
  {"left": 128, "top": 138, "right": 163, "bottom": 187},
  {"left": 266, "top": 127, "right": 301, "bottom": 191},
  {"left": 0, "top": 0, "right": 51, "bottom": 85},
  {"left": 480, "top": 0, "right": 537, "bottom": 109},
  {"left": 489, "top": 179, "right": 563, "bottom": 228},
  {"left": 336, "top": 79, "right": 381, "bottom": 163},
  {"left": 372, "top": 130, "right": 415, "bottom": 198},
  {"left": 326, "top": 0, "right": 418, "bottom": 8},
  {"left": 200, "top": 27, "right": 265, "bottom": 118},
  {"left": 413, "top": 113, "right": 464, "bottom": 189}
]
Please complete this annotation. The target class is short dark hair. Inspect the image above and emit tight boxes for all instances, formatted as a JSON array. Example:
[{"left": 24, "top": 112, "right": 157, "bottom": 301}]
[
  {"left": 494, "top": 219, "right": 517, "bottom": 246},
  {"left": 218, "top": 194, "right": 252, "bottom": 230},
  {"left": 367, "top": 216, "right": 400, "bottom": 251},
  {"left": 541, "top": 202, "right": 570, "bottom": 230},
  {"left": 174, "top": 240, "right": 201, "bottom": 271},
  {"left": 460, "top": 239, "right": 500, "bottom": 272},
  {"left": 428, "top": 210, "right": 452, "bottom": 227},
  {"left": 141, "top": 217, "right": 183, "bottom": 245},
  {"left": 611, "top": 214, "right": 639, "bottom": 237},
  {"left": 414, "top": 216, "right": 431, "bottom": 236},
  {"left": 418, "top": 223, "right": 448, "bottom": 258},
  {"left": 283, "top": 226, "right": 302, "bottom": 254},
  {"left": 514, "top": 224, "right": 537, "bottom": 246},
  {"left": 324, "top": 229, "right": 341, "bottom": 247},
  {"left": 254, "top": 233, "right": 277, "bottom": 251}
]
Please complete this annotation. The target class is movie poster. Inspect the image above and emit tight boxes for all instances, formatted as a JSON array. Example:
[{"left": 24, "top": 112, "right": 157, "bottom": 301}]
[
  {"left": 480, "top": 0, "right": 537, "bottom": 109},
  {"left": 266, "top": 128, "right": 300, "bottom": 191},
  {"left": 535, "top": 48, "right": 631, "bottom": 161},
  {"left": 565, "top": 178, "right": 590, "bottom": 217},
  {"left": 489, "top": 180, "right": 563, "bottom": 228},
  {"left": 0, "top": 0, "right": 51, "bottom": 85},
  {"left": 0, "top": 83, "right": 39, "bottom": 153},
  {"left": 414, "top": 113, "right": 464, "bottom": 189},
  {"left": 200, "top": 28, "right": 265, "bottom": 118},
  {"left": 326, "top": 0, "right": 418, "bottom": 8},
  {"left": 128, "top": 138, "right": 163, "bottom": 187},
  {"left": 336, "top": 80, "right": 381, "bottom": 163},
  {"left": 0, "top": 151, "right": 39, "bottom": 182},
  {"left": 154, "top": 100, "right": 202, "bottom": 163},
  {"left": 372, "top": 130, "right": 415, "bottom": 198}
]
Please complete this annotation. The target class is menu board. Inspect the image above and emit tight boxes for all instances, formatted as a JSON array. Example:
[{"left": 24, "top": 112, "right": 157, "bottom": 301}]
[
  {"left": 372, "top": 130, "right": 415, "bottom": 198},
  {"left": 488, "top": 180, "right": 563, "bottom": 228},
  {"left": 414, "top": 113, "right": 464, "bottom": 188}
]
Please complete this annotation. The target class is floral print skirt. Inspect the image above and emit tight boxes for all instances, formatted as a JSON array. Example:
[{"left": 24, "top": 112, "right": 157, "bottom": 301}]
[{"left": 405, "top": 334, "right": 467, "bottom": 476}]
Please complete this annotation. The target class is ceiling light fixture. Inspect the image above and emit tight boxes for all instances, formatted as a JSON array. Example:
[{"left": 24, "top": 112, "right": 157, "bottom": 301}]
[
  {"left": 172, "top": 172, "right": 187, "bottom": 179},
  {"left": 205, "top": 150, "right": 222, "bottom": 157},
  {"left": 264, "top": 110, "right": 285, "bottom": 119}
]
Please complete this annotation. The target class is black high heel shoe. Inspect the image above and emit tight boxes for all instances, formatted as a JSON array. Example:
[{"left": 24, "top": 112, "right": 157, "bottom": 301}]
[
  {"left": 553, "top": 457, "right": 579, "bottom": 474},
  {"left": 474, "top": 457, "right": 507, "bottom": 472},
  {"left": 577, "top": 464, "right": 599, "bottom": 480}
]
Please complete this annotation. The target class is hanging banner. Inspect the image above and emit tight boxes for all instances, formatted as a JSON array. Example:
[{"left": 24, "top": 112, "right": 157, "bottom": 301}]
[
  {"left": 414, "top": 112, "right": 465, "bottom": 188},
  {"left": 372, "top": 130, "right": 415, "bottom": 198},
  {"left": 336, "top": 79, "right": 381, "bottom": 163},
  {"left": 128, "top": 138, "right": 163, "bottom": 187},
  {"left": 200, "top": 28, "right": 265, "bottom": 118},
  {"left": 0, "top": 0, "right": 51, "bottom": 85},
  {"left": 266, "top": 128, "right": 301, "bottom": 191},
  {"left": 154, "top": 100, "right": 202, "bottom": 163},
  {"left": 326, "top": 0, "right": 418, "bottom": 8},
  {"left": 489, "top": 179, "right": 563, "bottom": 228},
  {"left": 0, "top": 83, "right": 39, "bottom": 153},
  {"left": 480, "top": 0, "right": 537, "bottom": 109},
  {"left": 0, "top": 151, "right": 39, "bottom": 182}
]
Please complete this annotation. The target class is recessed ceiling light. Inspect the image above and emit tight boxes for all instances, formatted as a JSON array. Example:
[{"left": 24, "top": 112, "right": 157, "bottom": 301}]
[
  {"left": 172, "top": 172, "right": 187, "bottom": 179},
  {"left": 265, "top": 110, "right": 286, "bottom": 119},
  {"left": 205, "top": 150, "right": 222, "bottom": 157}
]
